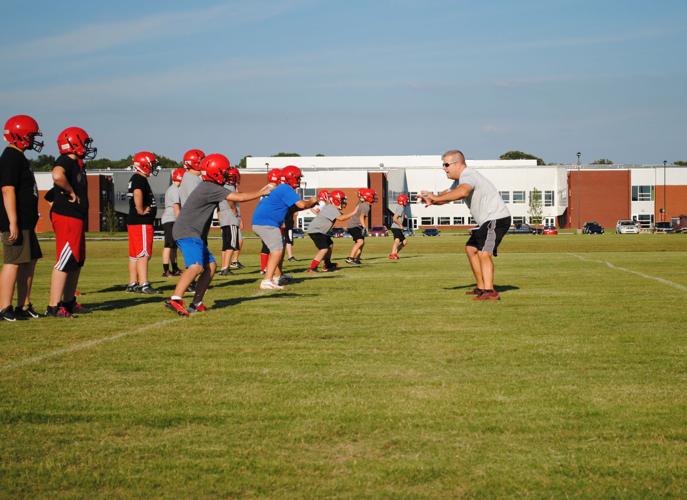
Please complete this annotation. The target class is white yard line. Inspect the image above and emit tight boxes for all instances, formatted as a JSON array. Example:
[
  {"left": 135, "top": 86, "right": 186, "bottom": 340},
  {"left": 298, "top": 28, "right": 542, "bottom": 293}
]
[{"left": 568, "top": 253, "right": 687, "bottom": 292}]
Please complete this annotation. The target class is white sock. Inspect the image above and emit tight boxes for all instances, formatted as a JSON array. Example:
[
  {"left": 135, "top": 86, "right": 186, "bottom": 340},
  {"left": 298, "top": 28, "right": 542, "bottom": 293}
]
[{"left": 171, "top": 295, "right": 182, "bottom": 301}]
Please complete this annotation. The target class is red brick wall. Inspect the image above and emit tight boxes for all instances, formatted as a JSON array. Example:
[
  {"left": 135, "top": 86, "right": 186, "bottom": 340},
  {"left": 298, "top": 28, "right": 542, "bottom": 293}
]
[
  {"left": 654, "top": 186, "right": 687, "bottom": 222},
  {"left": 568, "top": 170, "right": 630, "bottom": 229}
]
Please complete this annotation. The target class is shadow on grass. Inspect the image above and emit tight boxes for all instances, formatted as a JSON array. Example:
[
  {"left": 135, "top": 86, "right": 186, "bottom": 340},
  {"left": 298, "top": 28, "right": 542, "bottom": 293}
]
[
  {"left": 211, "top": 292, "right": 302, "bottom": 309},
  {"left": 359, "top": 255, "right": 422, "bottom": 262},
  {"left": 445, "top": 283, "right": 520, "bottom": 293},
  {"left": 88, "top": 296, "right": 165, "bottom": 311}
]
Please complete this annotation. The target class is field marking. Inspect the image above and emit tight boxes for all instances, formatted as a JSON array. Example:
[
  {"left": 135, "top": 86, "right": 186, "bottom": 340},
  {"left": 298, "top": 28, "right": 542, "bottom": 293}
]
[
  {"left": 568, "top": 253, "right": 687, "bottom": 292},
  {"left": 0, "top": 318, "right": 178, "bottom": 372}
]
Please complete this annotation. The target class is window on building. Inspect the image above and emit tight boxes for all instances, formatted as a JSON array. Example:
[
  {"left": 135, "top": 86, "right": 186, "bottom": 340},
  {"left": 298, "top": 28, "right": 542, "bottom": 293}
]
[
  {"left": 453, "top": 216, "right": 465, "bottom": 225},
  {"left": 634, "top": 214, "right": 654, "bottom": 228},
  {"left": 409, "top": 192, "right": 419, "bottom": 203},
  {"left": 512, "top": 216, "right": 526, "bottom": 224},
  {"left": 529, "top": 216, "right": 543, "bottom": 224},
  {"left": 631, "top": 185, "right": 654, "bottom": 201},
  {"left": 302, "top": 188, "right": 317, "bottom": 198},
  {"left": 468, "top": 216, "right": 476, "bottom": 225},
  {"left": 438, "top": 217, "right": 451, "bottom": 225},
  {"left": 300, "top": 217, "right": 314, "bottom": 230},
  {"left": 544, "top": 191, "right": 554, "bottom": 207},
  {"left": 421, "top": 217, "right": 434, "bottom": 226},
  {"left": 512, "top": 191, "right": 525, "bottom": 204},
  {"left": 499, "top": 191, "right": 510, "bottom": 203}
]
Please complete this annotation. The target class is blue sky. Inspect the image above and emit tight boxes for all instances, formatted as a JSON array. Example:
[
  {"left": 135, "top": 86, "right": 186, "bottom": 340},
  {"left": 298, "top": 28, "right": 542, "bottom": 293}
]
[{"left": 1, "top": 0, "right": 685, "bottom": 164}]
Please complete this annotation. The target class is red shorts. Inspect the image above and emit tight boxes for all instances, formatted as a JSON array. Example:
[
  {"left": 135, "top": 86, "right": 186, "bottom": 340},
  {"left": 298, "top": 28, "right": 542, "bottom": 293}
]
[
  {"left": 51, "top": 212, "right": 86, "bottom": 272},
  {"left": 128, "top": 224, "right": 154, "bottom": 260}
]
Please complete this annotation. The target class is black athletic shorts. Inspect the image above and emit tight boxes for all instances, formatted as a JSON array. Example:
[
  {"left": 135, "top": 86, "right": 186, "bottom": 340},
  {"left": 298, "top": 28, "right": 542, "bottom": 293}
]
[
  {"left": 221, "top": 225, "right": 240, "bottom": 251},
  {"left": 348, "top": 226, "right": 365, "bottom": 241},
  {"left": 391, "top": 228, "right": 405, "bottom": 242},
  {"left": 466, "top": 216, "right": 511, "bottom": 256},
  {"left": 309, "top": 232, "right": 333, "bottom": 250},
  {"left": 163, "top": 222, "right": 176, "bottom": 249}
]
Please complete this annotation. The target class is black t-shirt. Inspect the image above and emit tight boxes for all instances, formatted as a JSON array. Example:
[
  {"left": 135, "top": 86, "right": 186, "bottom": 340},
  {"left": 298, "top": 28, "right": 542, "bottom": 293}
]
[
  {"left": 0, "top": 147, "right": 39, "bottom": 231},
  {"left": 127, "top": 173, "right": 157, "bottom": 225},
  {"left": 52, "top": 154, "right": 89, "bottom": 220},
  {"left": 284, "top": 205, "right": 298, "bottom": 230}
]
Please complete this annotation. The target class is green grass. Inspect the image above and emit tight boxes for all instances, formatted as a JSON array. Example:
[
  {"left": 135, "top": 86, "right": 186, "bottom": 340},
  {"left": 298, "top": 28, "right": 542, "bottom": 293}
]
[{"left": 1, "top": 234, "right": 686, "bottom": 497}]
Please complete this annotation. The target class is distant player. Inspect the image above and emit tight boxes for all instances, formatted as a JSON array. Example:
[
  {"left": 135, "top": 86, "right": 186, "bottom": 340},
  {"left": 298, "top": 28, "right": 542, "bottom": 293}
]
[
  {"left": 126, "top": 152, "right": 159, "bottom": 294},
  {"left": 0, "top": 115, "right": 44, "bottom": 321},
  {"left": 46, "top": 126, "right": 97, "bottom": 317},
  {"left": 306, "top": 190, "right": 357, "bottom": 272},
  {"left": 389, "top": 194, "right": 409, "bottom": 260},
  {"left": 252, "top": 165, "right": 316, "bottom": 290},
  {"left": 176, "top": 149, "right": 206, "bottom": 292},
  {"left": 165, "top": 154, "right": 269, "bottom": 316},
  {"left": 160, "top": 167, "right": 185, "bottom": 277},
  {"left": 218, "top": 167, "right": 241, "bottom": 276},
  {"left": 258, "top": 168, "right": 283, "bottom": 274},
  {"left": 345, "top": 187, "right": 376, "bottom": 265},
  {"left": 419, "top": 149, "right": 511, "bottom": 301}
]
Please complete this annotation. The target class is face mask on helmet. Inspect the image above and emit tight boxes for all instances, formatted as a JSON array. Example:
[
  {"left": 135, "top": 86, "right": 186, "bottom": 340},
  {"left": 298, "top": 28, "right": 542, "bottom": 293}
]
[
  {"left": 3, "top": 115, "right": 43, "bottom": 152},
  {"left": 57, "top": 127, "right": 97, "bottom": 161},
  {"left": 200, "top": 154, "right": 231, "bottom": 184},
  {"left": 132, "top": 152, "right": 160, "bottom": 176}
]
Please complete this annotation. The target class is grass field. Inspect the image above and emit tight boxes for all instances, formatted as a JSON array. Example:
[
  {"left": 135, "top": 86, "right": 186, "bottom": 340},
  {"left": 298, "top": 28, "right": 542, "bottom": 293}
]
[{"left": 1, "top": 233, "right": 686, "bottom": 497}]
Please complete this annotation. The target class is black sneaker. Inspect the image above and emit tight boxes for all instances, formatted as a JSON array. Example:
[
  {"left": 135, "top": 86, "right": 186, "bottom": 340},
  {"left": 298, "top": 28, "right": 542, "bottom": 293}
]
[
  {"left": 17, "top": 303, "right": 40, "bottom": 319},
  {"left": 137, "top": 283, "right": 158, "bottom": 294},
  {"left": 218, "top": 268, "right": 233, "bottom": 276},
  {"left": 0, "top": 306, "right": 19, "bottom": 322},
  {"left": 230, "top": 261, "right": 244, "bottom": 269},
  {"left": 186, "top": 283, "right": 196, "bottom": 294},
  {"left": 45, "top": 305, "right": 72, "bottom": 318},
  {"left": 288, "top": 256, "right": 297, "bottom": 262},
  {"left": 125, "top": 283, "right": 139, "bottom": 292}
]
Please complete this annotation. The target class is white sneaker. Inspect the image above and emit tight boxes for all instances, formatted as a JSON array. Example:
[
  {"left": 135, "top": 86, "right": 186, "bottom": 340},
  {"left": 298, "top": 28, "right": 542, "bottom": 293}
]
[
  {"left": 260, "top": 279, "right": 284, "bottom": 290},
  {"left": 273, "top": 275, "right": 292, "bottom": 286}
]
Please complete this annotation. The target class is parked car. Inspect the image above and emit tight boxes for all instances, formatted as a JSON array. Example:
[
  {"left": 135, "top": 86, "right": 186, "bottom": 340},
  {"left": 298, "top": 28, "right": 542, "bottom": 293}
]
[
  {"left": 327, "top": 227, "right": 347, "bottom": 238},
  {"left": 291, "top": 228, "right": 305, "bottom": 238},
  {"left": 653, "top": 222, "right": 674, "bottom": 233},
  {"left": 402, "top": 228, "right": 415, "bottom": 237},
  {"left": 616, "top": 219, "right": 640, "bottom": 234},
  {"left": 422, "top": 228, "right": 440, "bottom": 237},
  {"left": 508, "top": 223, "right": 539, "bottom": 235},
  {"left": 542, "top": 225, "right": 558, "bottom": 235},
  {"left": 368, "top": 226, "right": 388, "bottom": 237},
  {"left": 582, "top": 221, "right": 604, "bottom": 234}
]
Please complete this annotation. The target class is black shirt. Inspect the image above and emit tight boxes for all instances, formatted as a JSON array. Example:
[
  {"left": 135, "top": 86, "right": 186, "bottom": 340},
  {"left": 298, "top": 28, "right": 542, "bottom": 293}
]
[
  {"left": 284, "top": 205, "right": 298, "bottom": 230},
  {"left": 52, "top": 154, "right": 89, "bottom": 220},
  {"left": 127, "top": 173, "right": 157, "bottom": 225},
  {"left": 0, "top": 147, "right": 39, "bottom": 231}
]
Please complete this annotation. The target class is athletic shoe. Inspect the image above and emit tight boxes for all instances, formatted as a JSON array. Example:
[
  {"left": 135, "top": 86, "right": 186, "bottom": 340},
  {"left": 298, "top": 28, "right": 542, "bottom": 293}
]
[
  {"left": 345, "top": 257, "right": 358, "bottom": 265},
  {"left": 16, "top": 303, "right": 40, "bottom": 319},
  {"left": 0, "top": 306, "right": 18, "bottom": 322},
  {"left": 186, "top": 283, "right": 196, "bottom": 294},
  {"left": 137, "top": 283, "right": 158, "bottom": 294},
  {"left": 218, "top": 268, "right": 233, "bottom": 276},
  {"left": 72, "top": 302, "right": 89, "bottom": 314},
  {"left": 287, "top": 256, "right": 297, "bottom": 262},
  {"left": 161, "top": 271, "right": 174, "bottom": 277},
  {"left": 465, "top": 287, "right": 483, "bottom": 296},
  {"left": 230, "top": 261, "right": 244, "bottom": 269},
  {"left": 321, "top": 263, "right": 338, "bottom": 272},
  {"left": 260, "top": 279, "right": 284, "bottom": 290},
  {"left": 125, "top": 283, "right": 139, "bottom": 293},
  {"left": 165, "top": 298, "right": 189, "bottom": 316},
  {"left": 188, "top": 303, "right": 207, "bottom": 314},
  {"left": 388, "top": 253, "right": 399, "bottom": 260},
  {"left": 305, "top": 268, "right": 318, "bottom": 273},
  {"left": 45, "top": 305, "right": 72, "bottom": 318},
  {"left": 172, "top": 269, "right": 182, "bottom": 276},
  {"left": 473, "top": 289, "right": 500, "bottom": 301}
]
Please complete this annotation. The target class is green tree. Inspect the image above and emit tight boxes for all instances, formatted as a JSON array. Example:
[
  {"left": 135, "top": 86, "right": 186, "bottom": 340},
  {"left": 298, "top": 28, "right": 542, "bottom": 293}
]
[
  {"left": 499, "top": 150, "right": 544, "bottom": 166},
  {"left": 272, "top": 152, "right": 300, "bottom": 157},
  {"left": 591, "top": 158, "right": 613, "bottom": 165},
  {"left": 29, "top": 154, "right": 56, "bottom": 171},
  {"left": 237, "top": 155, "right": 251, "bottom": 169},
  {"left": 528, "top": 188, "right": 543, "bottom": 225},
  {"left": 674, "top": 160, "right": 687, "bottom": 166},
  {"left": 315, "top": 153, "right": 325, "bottom": 157}
]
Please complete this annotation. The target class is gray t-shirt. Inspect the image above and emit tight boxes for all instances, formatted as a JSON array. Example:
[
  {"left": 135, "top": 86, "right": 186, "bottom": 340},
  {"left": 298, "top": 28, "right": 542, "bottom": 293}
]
[
  {"left": 450, "top": 167, "right": 511, "bottom": 226},
  {"left": 173, "top": 182, "right": 229, "bottom": 240},
  {"left": 161, "top": 184, "right": 180, "bottom": 224},
  {"left": 347, "top": 201, "right": 370, "bottom": 228},
  {"left": 218, "top": 184, "right": 240, "bottom": 227},
  {"left": 389, "top": 203, "right": 406, "bottom": 229},
  {"left": 178, "top": 171, "right": 202, "bottom": 207},
  {"left": 307, "top": 204, "right": 340, "bottom": 234}
]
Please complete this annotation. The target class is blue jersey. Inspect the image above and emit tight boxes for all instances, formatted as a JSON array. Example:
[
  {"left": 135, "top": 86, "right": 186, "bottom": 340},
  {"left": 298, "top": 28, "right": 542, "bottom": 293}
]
[{"left": 252, "top": 184, "right": 301, "bottom": 227}]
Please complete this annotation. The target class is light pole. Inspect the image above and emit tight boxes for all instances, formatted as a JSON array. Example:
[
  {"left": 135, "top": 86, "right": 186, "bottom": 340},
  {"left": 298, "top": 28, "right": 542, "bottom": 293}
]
[{"left": 663, "top": 160, "right": 667, "bottom": 222}]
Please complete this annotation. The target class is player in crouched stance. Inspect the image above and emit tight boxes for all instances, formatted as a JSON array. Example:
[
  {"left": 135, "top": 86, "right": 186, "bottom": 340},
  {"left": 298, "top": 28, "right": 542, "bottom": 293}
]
[
  {"left": 165, "top": 154, "right": 270, "bottom": 316},
  {"left": 388, "top": 194, "right": 409, "bottom": 260},
  {"left": 306, "top": 190, "right": 356, "bottom": 272}
]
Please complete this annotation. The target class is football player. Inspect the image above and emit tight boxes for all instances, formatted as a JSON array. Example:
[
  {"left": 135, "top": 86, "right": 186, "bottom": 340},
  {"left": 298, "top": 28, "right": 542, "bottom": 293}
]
[
  {"left": 345, "top": 187, "right": 376, "bottom": 265},
  {"left": 305, "top": 190, "right": 357, "bottom": 272},
  {"left": 389, "top": 194, "right": 409, "bottom": 260},
  {"left": 161, "top": 167, "right": 185, "bottom": 277},
  {"left": 218, "top": 167, "right": 241, "bottom": 276}
]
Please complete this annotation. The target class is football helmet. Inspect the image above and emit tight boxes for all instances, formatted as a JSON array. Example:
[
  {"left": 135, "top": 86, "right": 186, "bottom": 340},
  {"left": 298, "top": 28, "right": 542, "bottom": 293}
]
[
  {"left": 226, "top": 167, "right": 240, "bottom": 186},
  {"left": 200, "top": 153, "right": 231, "bottom": 184},
  {"left": 281, "top": 165, "right": 302, "bottom": 188},
  {"left": 330, "top": 190, "right": 347, "bottom": 209},
  {"left": 397, "top": 194, "right": 409, "bottom": 206},
  {"left": 317, "top": 190, "right": 330, "bottom": 203},
  {"left": 183, "top": 149, "right": 205, "bottom": 171},
  {"left": 267, "top": 168, "right": 282, "bottom": 184},
  {"left": 358, "top": 188, "right": 377, "bottom": 203},
  {"left": 132, "top": 151, "right": 160, "bottom": 176},
  {"left": 171, "top": 167, "right": 185, "bottom": 183},
  {"left": 57, "top": 126, "right": 97, "bottom": 160},
  {"left": 3, "top": 114, "right": 43, "bottom": 152}
]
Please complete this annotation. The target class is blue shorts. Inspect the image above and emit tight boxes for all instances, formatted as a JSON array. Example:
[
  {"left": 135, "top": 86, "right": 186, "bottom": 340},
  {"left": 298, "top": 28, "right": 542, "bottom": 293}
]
[{"left": 176, "top": 237, "right": 215, "bottom": 268}]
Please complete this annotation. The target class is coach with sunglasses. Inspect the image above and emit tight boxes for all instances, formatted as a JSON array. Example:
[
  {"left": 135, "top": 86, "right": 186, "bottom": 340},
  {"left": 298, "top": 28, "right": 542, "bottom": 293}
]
[{"left": 419, "top": 149, "right": 511, "bottom": 301}]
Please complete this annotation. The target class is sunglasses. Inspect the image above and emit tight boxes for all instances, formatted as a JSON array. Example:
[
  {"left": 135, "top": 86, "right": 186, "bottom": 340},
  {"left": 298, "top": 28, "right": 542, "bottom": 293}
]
[{"left": 442, "top": 160, "right": 458, "bottom": 168}]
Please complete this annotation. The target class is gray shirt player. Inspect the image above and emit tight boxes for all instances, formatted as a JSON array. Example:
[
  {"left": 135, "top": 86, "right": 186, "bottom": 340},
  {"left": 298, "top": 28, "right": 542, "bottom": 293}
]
[
  {"left": 450, "top": 168, "right": 510, "bottom": 226},
  {"left": 178, "top": 171, "right": 202, "bottom": 207},
  {"left": 173, "top": 182, "right": 230, "bottom": 240},
  {"left": 390, "top": 203, "right": 405, "bottom": 229},
  {"left": 218, "top": 184, "right": 240, "bottom": 227},
  {"left": 307, "top": 204, "right": 341, "bottom": 234},
  {"left": 161, "top": 183, "right": 180, "bottom": 224},
  {"left": 347, "top": 201, "right": 370, "bottom": 228}
]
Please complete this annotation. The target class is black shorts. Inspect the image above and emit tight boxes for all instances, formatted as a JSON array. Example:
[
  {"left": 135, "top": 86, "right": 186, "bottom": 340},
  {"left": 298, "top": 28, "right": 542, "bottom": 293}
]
[
  {"left": 348, "top": 226, "right": 365, "bottom": 241},
  {"left": 284, "top": 228, "right": 294, "bottom": 245},
  {"left": 466, "top": 216, "right": 511, "bottom": 256},
  {"left": 391, "top": 228, "right": 405, "bottom": 242},
  {"left": 163, "top": 222, "right": 176, "bottom": 249},
  {"left": 309, "top": 232, "right": 333, "bottom": 250},
  {"left": 221, "top": 225, "right": 240, "bottom": 251}
]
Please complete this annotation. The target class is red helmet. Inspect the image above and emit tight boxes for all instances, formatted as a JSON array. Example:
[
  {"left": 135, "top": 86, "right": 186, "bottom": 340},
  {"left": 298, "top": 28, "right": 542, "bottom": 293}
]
[
  {"left": 330, "top": 190, "right": 347, "bottom": 209},
  {"left": 200, "top": 153, "right": 231, "bottom": 184},
  {"left": 397, "top": 194, "right": 409, "bottom": 206},
  {"left": 281, "top": 165, "right": 302, "bottom": 188},
  {"left": 183, "top": 149, "right": 205, "bottom": 171},
  {"left": 317, "top": 190, "right": 330, "bottom": 202},
  {"left": 3, "top": 114, "right": 43, "bottom": 152},
  {"left": 132, "top": 151, "right": 160, "bottom": 176},
  {"left": 57, "top": 126, "right": 97, "bottom": 160},
  {"left": 171, "top": 167, "right": 185, "bottom": 183},
  {"left": 267, "top": 168, "right": 282, "bottom": 184},
  {"left": 358, "top": 188, "right": 377, "bottom": 203},
  {"left": 226, "top": 167, "right": 240, "bottom": 186}
]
